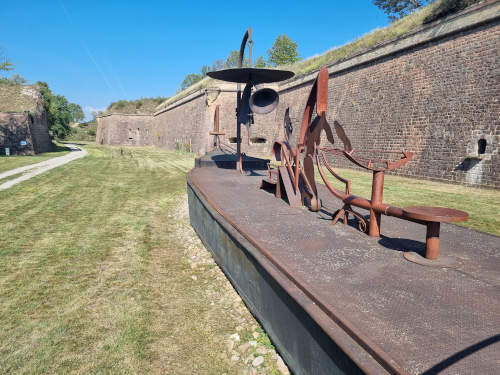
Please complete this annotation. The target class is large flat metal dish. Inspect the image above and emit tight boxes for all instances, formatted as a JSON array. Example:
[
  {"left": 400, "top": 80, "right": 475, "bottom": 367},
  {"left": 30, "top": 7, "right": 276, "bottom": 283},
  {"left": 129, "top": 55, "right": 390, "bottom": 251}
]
[{"left": 207, "top": 68, "right": 294, "bottom": 84}]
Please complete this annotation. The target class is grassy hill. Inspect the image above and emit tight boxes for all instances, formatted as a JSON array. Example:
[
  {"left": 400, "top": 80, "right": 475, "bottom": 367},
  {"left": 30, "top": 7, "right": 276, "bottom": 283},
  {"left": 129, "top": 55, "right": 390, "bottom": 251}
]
[
  {"left": 105, "top": 97, "right": 168, "bottom": 115},
  {"left": 69, "top": 121, "right": 98, "bottom": 141},
  {"left": 0, "top": 84, "right": 41, "bottom": 113}
]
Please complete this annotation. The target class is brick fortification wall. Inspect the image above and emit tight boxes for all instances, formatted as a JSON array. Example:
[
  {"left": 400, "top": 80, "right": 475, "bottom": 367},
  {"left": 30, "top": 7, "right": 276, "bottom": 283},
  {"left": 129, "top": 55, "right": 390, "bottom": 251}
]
[
  {"left": 0, "top": 111, "right": 51, "bottom": 155},
  {"left": 97, "top": 113, "right": 154, "bottom": 146},
  {"left": 0, "top": 85, "right": 52, "bottom": 155},
  {"left": 97, "top": 1, "right": 499, "bottom": 187}
]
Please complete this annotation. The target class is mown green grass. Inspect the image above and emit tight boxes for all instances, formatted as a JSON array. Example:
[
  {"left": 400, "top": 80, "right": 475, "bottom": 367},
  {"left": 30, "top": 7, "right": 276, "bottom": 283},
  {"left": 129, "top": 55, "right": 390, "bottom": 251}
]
[
  {"left": 0, "top": 145, "right": 252, "bottom": 374},
  {"left": 0, "top": 143, "right": 71, "bottom": 173},
  {"left": 317, "top": 167, "right": 500, "bottom": 236},
  {"left": 1, "top": 144, "right": 497, "bottom": 373}
]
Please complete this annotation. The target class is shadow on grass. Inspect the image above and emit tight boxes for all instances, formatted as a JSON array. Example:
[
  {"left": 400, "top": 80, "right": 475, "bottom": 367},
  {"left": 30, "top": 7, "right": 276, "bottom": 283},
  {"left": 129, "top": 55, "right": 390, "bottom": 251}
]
[{"left": 51, "top": 142, "right": 72, "bottom": 152}]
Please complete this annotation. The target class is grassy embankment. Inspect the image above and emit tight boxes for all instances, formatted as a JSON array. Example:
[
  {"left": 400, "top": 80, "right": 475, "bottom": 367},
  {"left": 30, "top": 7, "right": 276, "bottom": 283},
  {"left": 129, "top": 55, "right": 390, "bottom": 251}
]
[
  {"left": 0, "top": 143, "right": 71, "bottom": 174},
  {"left": 0, "top": 144, "right": 285, "bottom": 374},
  {"left": 157, "top": 0, "right": 482, "bottom": 111},
  {"left": 317, "top": 167, "right": 500, "bottom": 236},
  {"left": 69, "top": 121, "right": 98, "bottom": 142}
]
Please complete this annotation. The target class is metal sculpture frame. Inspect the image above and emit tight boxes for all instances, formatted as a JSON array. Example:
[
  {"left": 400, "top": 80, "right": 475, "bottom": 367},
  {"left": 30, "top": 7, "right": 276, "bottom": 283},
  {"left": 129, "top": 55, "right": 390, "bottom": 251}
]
[
  {"left": 263, "top": 67, "right": 469, "bottom": 261},
  {"left": 207, "top": 28, "right": 294, "bottom": 173}
]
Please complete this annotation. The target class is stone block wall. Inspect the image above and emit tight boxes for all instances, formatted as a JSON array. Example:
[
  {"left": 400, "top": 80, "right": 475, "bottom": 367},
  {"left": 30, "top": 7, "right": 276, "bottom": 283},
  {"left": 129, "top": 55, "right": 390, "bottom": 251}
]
[
  {"left": 97, "top": 113, "right": 154, "bottom": 146},
  {"left": 97, "top": 1, "right": 499, "bottom": 187},
  {"left": 0, "top": 112, "right": 34, "bottom": 155},
  {"left": 0, "top": 109, "right": 51, "bottom": 155},
  {"left": 154, "top": 93, "right": 208, "bottom": 153},
  {"left": 30, "top": 108, "right": 51, "bottom": 153}
]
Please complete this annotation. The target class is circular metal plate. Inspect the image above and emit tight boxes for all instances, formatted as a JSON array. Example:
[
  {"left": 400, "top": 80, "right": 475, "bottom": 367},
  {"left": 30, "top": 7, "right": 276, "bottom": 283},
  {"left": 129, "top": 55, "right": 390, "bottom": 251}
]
[
  {"left": 402, "top": 206, "right": 469, "bottom": 222},
  {"left": 207, "top": 68, "right": 294, "bottom": 84}
]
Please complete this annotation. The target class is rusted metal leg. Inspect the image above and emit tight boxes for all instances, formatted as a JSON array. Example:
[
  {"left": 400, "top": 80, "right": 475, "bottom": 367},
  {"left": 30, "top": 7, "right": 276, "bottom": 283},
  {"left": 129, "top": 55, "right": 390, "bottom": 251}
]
[
  {"left": 344, "top": 210, "right": 349, "bottom": 226},
  {"left": 276, "top": 168, "right": 281, "bottom": 199},
  {"left": 331, "top": 208, "right": 344, "bottom": 225},
  {"left": 369, "top": 171, "right": 385, "bottom": 237},
  {"left": 425, "top": 222, "right": 441, "bottom": 260}
]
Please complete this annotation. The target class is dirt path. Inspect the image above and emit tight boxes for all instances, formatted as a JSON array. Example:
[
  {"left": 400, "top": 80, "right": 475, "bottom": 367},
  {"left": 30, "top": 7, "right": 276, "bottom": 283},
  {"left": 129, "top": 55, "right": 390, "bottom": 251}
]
[{"left": 0, "top": 144, "right": 87, "bottom": 191}]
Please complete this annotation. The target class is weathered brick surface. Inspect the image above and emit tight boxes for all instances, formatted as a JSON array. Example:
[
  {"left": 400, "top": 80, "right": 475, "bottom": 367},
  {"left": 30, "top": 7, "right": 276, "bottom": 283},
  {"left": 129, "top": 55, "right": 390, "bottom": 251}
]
[
  {"left": 0, "top": 113, "right": 35, "bottom": 155},
  {"left": 97, "top": 114, "right": 154, "bottom": 146},
  {"left": 0, "top": 85, "right": 52, "bottom": 155},
  {"left": 97, "top": 7, "right": 499, "bottom": 188}
]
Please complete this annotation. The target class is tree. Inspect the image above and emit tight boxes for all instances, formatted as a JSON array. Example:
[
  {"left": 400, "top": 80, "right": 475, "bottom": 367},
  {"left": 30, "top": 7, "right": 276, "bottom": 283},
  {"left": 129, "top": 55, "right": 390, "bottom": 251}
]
[
  {"left": 0, "top": 74, "right": 27, "bottom": 85},
  {"left": 180, "top": 73, "right": 202, "bottom": 90},
  {"left": 254, "top": 55, "right": 267, "bottom": 68},
  {"left": 91, "top": 111, "right": 104, "bottom": 122},
  {"left": 267, "top": 35, "right": 300, "bottom": 67},
  {"left": 224, "top": 50, "right": 240, "bottom": 68},
  {"left": 37, "top": 81, "right": 81, "bottom": 139},
  {"left": 68, "top": 103, "right": 85, "bottom": 123},
  {"left": 373, "top": 0, "right": 430, "bottom": 21},
  {"left": 0, "top": 48, "right": 14, "bottom": 71},
  {"left": 224, "top": 50, "right": 249, "bottom": 68},
  {"left": 0, "top": 60, "right": 13, "bottom": 71},
  {"left": 200, "top": 65, "right": 212, "bottom": 77},
  {"left": 211, "top": 59, "right": 224, "bottom": 72}
]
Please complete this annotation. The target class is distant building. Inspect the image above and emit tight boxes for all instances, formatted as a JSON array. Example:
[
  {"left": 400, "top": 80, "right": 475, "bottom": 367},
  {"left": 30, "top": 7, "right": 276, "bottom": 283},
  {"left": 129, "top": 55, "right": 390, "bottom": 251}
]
[{"left": 0, "top": 84, "right": 52, "bottom": 155}]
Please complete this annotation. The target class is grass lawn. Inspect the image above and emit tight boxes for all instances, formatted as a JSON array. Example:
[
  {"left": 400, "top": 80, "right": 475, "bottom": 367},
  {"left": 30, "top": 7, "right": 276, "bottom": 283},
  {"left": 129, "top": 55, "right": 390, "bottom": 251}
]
[
  {"left": 1, "top": 144, "right": 497, "bottom": 374},
  {"left": 0, "top": 143, "right": 71, "bottom": 174},
  {"left": 316, "top": 167, "right": 500, "bottom": 236},
  {"left": 0, "top": 144, "right": 284, "bottom": 374}
]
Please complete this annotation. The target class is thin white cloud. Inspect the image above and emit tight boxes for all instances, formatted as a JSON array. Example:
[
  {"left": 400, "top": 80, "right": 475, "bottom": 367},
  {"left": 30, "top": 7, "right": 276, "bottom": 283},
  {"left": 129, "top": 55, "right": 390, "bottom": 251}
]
[{"left": 84, "top": 106, "right": 106, "bottom": 121}]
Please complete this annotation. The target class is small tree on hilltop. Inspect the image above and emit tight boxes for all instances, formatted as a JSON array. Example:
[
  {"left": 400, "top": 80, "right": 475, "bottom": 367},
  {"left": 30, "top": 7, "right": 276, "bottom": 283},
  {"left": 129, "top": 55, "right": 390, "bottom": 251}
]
[
  {"left": 254, "top": 55, "right": 267, "bottom": 68},
  {"left": 267, "top": 34, "right": 300, "bottom": 67},
  {"left": 373, "top": 0, "right": 430, "bottom": 21},
  {"left": 180, "top": 73, "right": 202, "bottom": 91},
  {"left": 0, "top": 48, "right": 14, "bottom": 71}
]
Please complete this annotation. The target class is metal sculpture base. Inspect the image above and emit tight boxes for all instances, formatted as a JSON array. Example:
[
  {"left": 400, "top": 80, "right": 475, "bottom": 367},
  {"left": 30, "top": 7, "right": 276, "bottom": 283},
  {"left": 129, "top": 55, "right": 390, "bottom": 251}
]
[
  {"left": 195, "top": 150, "right": 268, "bottom": 170},
  {"left": 187, "top": 166, "right": 500, "bottom": 375}
]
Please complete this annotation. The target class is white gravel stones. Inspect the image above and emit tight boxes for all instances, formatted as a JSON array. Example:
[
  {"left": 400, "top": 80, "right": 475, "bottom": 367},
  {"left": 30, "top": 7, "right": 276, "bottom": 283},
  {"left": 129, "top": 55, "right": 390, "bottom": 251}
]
[
  {"left": 276, "top": 357, "right": 290, "bottom": 374},
  {"left": 252, "top": 356, "right": 264, "bottom": 367}
]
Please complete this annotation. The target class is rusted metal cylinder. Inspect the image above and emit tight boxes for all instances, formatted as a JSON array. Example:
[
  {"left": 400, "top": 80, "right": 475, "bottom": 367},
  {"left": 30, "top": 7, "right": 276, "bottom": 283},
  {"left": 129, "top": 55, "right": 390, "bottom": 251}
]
[
  {"left": 425, "top": 222, "right": 441, "bottom": 259},
  {"left": 369, "top": 171, "right": 385, "bottom": 237}
]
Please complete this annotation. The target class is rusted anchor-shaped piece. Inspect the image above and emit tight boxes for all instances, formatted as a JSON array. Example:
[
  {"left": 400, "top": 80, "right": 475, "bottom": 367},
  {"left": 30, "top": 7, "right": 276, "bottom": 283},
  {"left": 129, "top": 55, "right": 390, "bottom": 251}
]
[{"left": 264, "top": 68, "right": 332, "bottom": 209}]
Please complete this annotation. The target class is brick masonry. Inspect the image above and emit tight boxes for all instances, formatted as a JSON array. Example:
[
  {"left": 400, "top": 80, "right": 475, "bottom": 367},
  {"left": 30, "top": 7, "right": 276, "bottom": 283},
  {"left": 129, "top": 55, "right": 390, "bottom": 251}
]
[
  {"left": 97, "top": 1, "right": 499, "bottom": 188},
  {"left": 0, "top": 88, "right": 51, "bottom": 155}
]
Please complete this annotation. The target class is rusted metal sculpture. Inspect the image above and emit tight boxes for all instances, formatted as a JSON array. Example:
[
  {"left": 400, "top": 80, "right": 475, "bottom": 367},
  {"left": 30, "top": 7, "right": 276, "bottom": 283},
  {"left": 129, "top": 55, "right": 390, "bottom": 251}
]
[
  {"left": 208, "top": 28, "right": 294, "bottom": 172},
  {"left": 264, "top": 67, "right": 469, "bottom": 261},
  {"left": 209, "top": 104, "right": 224, "bottom": 150}
]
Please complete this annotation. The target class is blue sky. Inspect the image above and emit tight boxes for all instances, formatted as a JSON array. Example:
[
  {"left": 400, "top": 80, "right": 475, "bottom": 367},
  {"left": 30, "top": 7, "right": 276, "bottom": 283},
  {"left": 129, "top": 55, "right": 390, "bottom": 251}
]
[{"left": 2, "top": 1, "right": 389, "bottom": 120}]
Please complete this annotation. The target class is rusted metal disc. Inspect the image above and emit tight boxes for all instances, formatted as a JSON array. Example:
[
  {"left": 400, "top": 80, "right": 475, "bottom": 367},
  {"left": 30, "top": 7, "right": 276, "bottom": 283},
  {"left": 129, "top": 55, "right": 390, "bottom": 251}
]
[
  {"left": 207, "top": 68, "right": 294, "bottom": 84},
  {"left": 402, "top": 206, "right": 469, "bottom": 222}
]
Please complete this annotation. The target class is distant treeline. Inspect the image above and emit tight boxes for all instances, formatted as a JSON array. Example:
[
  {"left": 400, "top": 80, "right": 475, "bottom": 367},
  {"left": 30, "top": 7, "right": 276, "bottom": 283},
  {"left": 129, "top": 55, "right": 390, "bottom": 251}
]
[{"left": 178, "top": 34, "right": 300, "bottom": 92}]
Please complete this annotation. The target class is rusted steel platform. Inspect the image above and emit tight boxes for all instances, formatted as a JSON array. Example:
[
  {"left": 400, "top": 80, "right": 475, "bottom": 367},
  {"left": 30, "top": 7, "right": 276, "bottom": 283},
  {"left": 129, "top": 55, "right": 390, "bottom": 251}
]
[{"left": 187, "top": 167, "right": 499, "bottom": 375}]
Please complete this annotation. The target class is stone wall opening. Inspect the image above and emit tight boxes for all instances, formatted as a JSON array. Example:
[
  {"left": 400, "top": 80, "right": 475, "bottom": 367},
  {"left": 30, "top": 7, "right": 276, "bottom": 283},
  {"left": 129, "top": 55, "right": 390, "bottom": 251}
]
[
  {"left": 478, "top": 139, "right": 487, "bottom": 155},
  {"left": 250, "top": 137, "right": 267, "bottom": 144}
]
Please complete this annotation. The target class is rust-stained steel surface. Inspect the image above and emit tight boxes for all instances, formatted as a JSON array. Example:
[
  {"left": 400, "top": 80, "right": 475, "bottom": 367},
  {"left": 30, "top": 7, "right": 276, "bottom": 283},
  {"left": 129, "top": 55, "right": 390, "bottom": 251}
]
[
  {"left": 189, "top": 166, "right": 500, "bottom": 375},
  {"left": 402, "top": 206, "right": 469, "bottom": 223}
]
